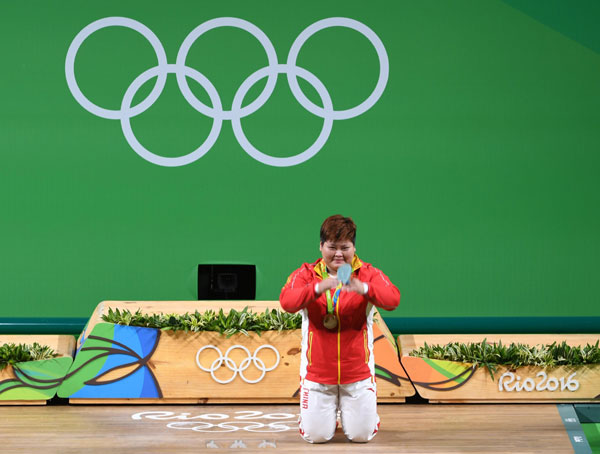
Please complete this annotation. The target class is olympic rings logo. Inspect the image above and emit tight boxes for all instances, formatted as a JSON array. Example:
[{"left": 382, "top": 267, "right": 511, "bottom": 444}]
[
  {"left": 65, "top": 17, "right": 389, "bottom": 167},
  {"left": 195, "top": 344, "right": 280, "bottom": 384}
]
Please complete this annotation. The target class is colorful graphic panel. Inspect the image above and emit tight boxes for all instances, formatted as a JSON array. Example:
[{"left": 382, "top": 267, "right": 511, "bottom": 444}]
[
  {"left": 58, "top": 323, "right": 161, "bottom": 398},
  {"left": 0, "top": 357, "right": 73, "bottom": 401},
  {"left": 61, "top": 320, "right": 413, "bottom": 401}
]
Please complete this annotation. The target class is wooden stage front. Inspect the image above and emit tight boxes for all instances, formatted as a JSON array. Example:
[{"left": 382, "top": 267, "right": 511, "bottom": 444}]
[{"left": 0, "top": 404, "right": 576, "bottom": 453}]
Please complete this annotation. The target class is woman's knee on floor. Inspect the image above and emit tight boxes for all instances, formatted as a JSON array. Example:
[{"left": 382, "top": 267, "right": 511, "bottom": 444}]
[
  {"left": 299, "top": 416, "right": 336, "bottom": 444},
  {"left": 342, "top": 417, "right": 379, "bottom": 443}
]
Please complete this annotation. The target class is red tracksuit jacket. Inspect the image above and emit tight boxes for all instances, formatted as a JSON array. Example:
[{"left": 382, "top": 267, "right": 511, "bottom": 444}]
[{"left": 279, "top": 256, "right": 400, "bottom": 385}]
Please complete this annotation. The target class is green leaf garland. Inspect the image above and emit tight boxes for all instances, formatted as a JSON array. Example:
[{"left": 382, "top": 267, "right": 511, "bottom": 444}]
[
  {"left": 0, "top": 343, "right": 58, "bottom": 371},
  {"left": 101, "top": 307, "right": 302, "bottom": 338},
  {"left": 410, "top": 339, "right": 600, "bottom": 379}
]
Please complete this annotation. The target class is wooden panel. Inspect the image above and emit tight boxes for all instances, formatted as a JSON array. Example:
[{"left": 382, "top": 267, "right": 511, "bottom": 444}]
[
  {"left": 0, "top": 335, "right": 76, "bottom": 405},
  {"left": 399, "top": 334, "right": 600, "bottom": 403},
  {"left": 63, "top": 324, "right": 302, "bottom": 402},
  {"left": 372, "top": 313, "right": 415, "bottom": 399},
  {"left": 156, "top": 330, "right": 301, "bottom": 399},
  {"left": 67, "top": 301, "right": 414, "bottom": 403}
]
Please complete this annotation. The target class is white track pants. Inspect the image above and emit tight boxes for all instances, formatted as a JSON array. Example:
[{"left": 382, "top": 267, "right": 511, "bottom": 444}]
[{"left": 298, "top": 377, "right": 380, "bottom": 443}]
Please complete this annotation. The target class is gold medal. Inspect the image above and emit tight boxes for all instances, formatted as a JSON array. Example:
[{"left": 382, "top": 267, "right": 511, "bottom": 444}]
[{"left": 323, "top": 313, "right": 338, "bottom": 330}]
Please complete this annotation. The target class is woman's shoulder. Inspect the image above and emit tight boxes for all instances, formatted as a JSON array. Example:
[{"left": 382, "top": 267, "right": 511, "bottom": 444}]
[
  {"left": 301, "top": 259, "right": 322, "bottom": 273},
  {"left": 283, "top": 259, "right": 320, "bottom": 287},
  {"left": 356, "top": 259, "right": 382, "bottom": 275}
]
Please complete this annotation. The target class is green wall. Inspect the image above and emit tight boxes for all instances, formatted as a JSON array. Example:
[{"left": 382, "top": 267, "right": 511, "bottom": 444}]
[{"left": 1, "top": 1, "right": 599, "bottom": 321}]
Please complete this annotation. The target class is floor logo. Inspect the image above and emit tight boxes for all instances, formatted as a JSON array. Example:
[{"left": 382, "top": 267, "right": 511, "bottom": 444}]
[
  {"left": 65, "top": 17, "right": 389, "bottom": 167},
  {"left": 132, "top": 410, "right": 297, "bottom": 433}
]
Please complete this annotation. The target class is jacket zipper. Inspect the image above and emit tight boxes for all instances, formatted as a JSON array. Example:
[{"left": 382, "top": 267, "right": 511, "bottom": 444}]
[{"left": 336, "top": 299, "right": 341, "bottom": 384}]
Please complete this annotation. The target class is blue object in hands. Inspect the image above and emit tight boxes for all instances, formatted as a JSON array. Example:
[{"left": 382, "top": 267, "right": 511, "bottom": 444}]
[{"left": 337, "top": 263, "right": 352, "bottom": 285}]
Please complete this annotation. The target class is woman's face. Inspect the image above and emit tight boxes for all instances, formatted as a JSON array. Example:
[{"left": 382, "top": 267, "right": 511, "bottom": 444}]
[{"left": 319, "top": 240, "right": 356, "bottom": 273}]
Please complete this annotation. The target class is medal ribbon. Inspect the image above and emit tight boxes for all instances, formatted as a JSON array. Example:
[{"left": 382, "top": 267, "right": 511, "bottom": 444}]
[{"left": 322, "top": 268, "right": 342, "bottom": 315}]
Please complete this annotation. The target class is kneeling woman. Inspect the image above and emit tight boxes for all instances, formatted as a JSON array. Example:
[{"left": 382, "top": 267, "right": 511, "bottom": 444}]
[{"left": 280, "top": 215, "right": 400, "bottom": 443}]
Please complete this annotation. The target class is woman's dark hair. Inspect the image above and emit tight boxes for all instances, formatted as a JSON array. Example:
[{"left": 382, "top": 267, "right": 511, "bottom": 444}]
[{"left": 320, "top": 215, "right": 356, "bottom": 245}]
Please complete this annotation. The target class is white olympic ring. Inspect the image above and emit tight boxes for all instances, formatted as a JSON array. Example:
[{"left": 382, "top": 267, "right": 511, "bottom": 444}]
[
  {"left": 65, "top": 16, "right": 389, "bottom": 167},
  {"left": 195, "top": 344, "right": 280, "bottom": 384}
]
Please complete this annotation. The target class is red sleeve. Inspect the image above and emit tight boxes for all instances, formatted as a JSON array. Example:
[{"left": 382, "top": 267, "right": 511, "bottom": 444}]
[
  {"left": 363, "top": 266, "right": 400, "bottom": 311},
  {"left": 279, "top": 265, "right": 319, "bottom": 313}
]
